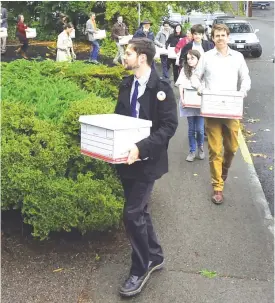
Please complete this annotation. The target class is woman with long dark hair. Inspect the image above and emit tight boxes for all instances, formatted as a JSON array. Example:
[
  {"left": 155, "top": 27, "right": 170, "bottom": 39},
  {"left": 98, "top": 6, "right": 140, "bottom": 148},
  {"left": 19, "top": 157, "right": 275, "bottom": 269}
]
[
  {"left": 175, "top": 49, "right": 205, "bottom": 162},
  {"left": 16, "top": 14, "right": 29, "bottom": 59},
  {"left": 56, "top": 22, "right": 76, "bottom": 62},
  {"left": 166, "top": 24, "right": 185, "bottom": 82}
]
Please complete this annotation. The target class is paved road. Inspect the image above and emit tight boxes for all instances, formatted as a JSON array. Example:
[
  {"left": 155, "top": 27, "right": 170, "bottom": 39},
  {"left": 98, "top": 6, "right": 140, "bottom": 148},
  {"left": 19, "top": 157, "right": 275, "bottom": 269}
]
[{"left": 241, "top": 4, "right": 274, "bottom": 215}]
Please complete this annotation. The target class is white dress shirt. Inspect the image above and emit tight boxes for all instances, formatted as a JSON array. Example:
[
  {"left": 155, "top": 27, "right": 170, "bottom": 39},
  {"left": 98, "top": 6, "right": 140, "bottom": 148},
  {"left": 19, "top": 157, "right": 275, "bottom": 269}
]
[
  {"left": 191, "top": 47, "right": 251, "bottom": 93},
  {"left": 130, "top": 68, "right": 151, "bottom": 118},
  {"left": 192, "top": 41, "right": 205, "bottom": 56}
]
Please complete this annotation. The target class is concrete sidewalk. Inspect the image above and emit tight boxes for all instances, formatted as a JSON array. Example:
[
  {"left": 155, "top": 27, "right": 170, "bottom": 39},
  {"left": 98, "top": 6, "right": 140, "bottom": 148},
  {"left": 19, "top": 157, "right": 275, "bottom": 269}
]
[
  {"left": 82, "top": 117, "right": 274, "bottom": 303},
  {"left": 2, "top": 93, "right": 274, "bottom": 303}
]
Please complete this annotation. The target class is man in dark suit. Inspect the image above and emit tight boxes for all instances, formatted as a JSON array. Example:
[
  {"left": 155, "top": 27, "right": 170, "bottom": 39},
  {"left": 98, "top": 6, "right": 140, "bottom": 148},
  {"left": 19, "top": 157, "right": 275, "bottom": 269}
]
[{"left": 115, "top": 38, "right": 178, "bottom": 297}]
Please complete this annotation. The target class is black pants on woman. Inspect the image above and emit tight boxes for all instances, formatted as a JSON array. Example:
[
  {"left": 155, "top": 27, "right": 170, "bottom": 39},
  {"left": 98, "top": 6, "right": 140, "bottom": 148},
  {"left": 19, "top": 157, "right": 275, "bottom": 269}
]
[
  {"left": 168, "top": 58, "right": 179, "bottom": 83},
  {"left": 17, "top": 33, "right": 29, "bottom": 53}
]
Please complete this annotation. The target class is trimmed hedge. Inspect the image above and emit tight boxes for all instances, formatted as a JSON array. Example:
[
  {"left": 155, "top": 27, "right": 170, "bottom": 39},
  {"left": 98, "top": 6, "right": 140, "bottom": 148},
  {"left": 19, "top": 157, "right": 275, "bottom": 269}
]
[{"left": 1, "top": 59, "right": 130, "bottom": 239}]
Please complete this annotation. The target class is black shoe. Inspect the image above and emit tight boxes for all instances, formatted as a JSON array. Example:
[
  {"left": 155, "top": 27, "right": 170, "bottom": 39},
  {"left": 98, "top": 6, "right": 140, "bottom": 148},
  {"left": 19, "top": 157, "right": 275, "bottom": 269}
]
[
  {"left": 148, "top": 259, "right": 164, "bottom": 274},
  {"left": 119, "top": 272, "right": 150, "bottom": 297}
]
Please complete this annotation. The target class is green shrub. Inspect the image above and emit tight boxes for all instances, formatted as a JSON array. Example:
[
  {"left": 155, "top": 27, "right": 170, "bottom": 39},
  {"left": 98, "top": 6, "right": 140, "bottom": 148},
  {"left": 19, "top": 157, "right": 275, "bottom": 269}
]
[
  {"left": 1, "top": 101, "right": 70, "bottom": 209},
  {"left": 1, "top": 58, "right": 127, "bottom": 239},
  {"left": 100, "top": 34, "right": 118, "bottom": 58},
  {"left": 23, "top": 173, "right": 124, "bottom": 240},
  {"left": 1, "top": 60, "right": 130, "bottom": 121},
  {"left": 1, "top": 60, "right": 88, "bottom": 122}
]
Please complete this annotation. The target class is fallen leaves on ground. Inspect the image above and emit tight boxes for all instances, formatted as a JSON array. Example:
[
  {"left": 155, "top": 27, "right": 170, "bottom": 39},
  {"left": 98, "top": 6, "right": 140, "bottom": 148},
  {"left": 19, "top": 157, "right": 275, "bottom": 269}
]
[
  {"left": 247, "top": 140, "right": 257, "bottom": 143},
  {"left": 53, "top": 268, "right": 64, "bottom": 273},
  {"left": 247, "top": 118, "right": 260, "bottom": 123},
  {"left": 193, "top": 173, "right": 198, "bottom": 176},
  {"left": 269, "top": 166, "right": 273, "bottom": 171},
  {"left": 245, "top": 130, "right": 256, "bottom": 137},
  {"left": 251, "top": 153, "right": 268, "bottom": 159}
]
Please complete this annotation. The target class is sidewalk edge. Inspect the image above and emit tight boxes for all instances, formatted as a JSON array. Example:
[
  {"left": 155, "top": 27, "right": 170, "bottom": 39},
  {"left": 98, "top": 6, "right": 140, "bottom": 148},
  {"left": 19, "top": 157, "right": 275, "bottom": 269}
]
[{"left": 238, "top": 130, "right": 274, "bottom": 235}]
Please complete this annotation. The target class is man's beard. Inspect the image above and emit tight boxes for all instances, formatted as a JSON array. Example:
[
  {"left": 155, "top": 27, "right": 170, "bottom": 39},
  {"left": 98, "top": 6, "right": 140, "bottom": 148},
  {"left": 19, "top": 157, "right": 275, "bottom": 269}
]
[{"left": 124, "top": 60, "right": 140, "bottom": 70}]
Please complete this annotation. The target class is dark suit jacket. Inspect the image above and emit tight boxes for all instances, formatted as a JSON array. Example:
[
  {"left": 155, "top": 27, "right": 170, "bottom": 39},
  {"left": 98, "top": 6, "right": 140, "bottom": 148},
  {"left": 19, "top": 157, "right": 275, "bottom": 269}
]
[
  {"left": 133, "top": 28, "right": 155, "bottom": 41},
  {"left": 1, "top": 7, "right": 8, "bottom": 28},
  {"left": 114, "top": 70, "right": 178, "bottom": 181},
  {"left": 179, "top": 39, "right": 214, "bottom": 62}
]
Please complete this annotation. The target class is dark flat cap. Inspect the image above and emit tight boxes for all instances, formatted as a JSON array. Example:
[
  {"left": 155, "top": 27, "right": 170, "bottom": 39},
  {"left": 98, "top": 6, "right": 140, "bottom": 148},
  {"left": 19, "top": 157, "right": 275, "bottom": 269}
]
[{"left": 141, "top": 19, "right": 152, "bottom": 25}]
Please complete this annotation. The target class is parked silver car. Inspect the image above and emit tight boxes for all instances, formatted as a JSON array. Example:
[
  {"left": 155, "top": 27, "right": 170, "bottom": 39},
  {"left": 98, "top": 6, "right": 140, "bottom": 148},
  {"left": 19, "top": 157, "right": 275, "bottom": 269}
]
[{"left": 224, "top": 19, "right": 262, "bottom": 57}]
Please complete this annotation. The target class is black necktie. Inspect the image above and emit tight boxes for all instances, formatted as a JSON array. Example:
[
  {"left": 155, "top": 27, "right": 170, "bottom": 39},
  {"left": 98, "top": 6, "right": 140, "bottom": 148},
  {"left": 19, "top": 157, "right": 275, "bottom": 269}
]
[{"left": 131, "top": 80, "right": 139, "bottom": 118}]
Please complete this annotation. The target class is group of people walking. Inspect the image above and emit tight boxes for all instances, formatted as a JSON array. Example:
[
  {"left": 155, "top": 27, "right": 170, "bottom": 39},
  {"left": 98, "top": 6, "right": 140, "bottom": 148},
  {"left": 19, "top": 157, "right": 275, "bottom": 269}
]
[
  {"left": 0, "top": 6, "right": 31, "bottom": 59},
  {"left": 2, "top": 8, "right": 252, "bottom": 298},
  {"left": 114, "top": 21, "right": 251, "bottom": 297}
]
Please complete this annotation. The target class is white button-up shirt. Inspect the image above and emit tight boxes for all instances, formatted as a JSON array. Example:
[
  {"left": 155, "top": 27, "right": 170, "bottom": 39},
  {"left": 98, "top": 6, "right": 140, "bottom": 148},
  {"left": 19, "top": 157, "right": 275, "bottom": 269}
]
[
  {"left": 130, "top": 68, "right": 151, "bottom": 118},
  {"left": 192, "top": 41, "right": 205, "bottom": 56},
  {"left": 191, "top": 47, "right": 251, "bottom": 93}
]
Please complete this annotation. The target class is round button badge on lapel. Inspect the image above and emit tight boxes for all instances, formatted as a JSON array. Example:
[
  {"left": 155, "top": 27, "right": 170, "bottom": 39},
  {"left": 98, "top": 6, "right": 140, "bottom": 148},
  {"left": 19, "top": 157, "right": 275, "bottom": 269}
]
[{"left": 157, "top": 91, "right": 166, "bottom": 101}]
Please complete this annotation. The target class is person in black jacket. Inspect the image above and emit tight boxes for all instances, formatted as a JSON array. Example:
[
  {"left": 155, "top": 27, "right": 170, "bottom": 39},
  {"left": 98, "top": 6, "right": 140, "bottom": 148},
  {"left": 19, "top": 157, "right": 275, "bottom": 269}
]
[
  {"left": 133, "top": 20, "right": 154, "bottom": 41},
  {"left": 115, "top": 38, "right": 178, "bottom": 297},
  {"left": 133, "top": 20, "right": 156, "bottom": 70},
  {"left": 166, "top": 24, "right": 185, "bottom": 83},
  {"left": 179, "top": 24, "right": 214, "bottom": 63}
]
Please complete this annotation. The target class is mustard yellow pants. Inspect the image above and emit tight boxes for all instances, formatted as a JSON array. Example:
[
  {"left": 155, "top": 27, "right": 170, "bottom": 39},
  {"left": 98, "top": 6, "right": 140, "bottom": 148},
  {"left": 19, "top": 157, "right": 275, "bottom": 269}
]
[{"left": 205, "top": 118, "right": 240, "bottom": 191}]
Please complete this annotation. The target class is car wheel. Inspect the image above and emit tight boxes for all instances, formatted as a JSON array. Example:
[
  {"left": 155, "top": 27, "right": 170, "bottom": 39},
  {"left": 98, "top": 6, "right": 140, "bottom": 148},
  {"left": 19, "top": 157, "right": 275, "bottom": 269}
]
[{"left": 251, "top": 46, "right": 262, "bottom": 58}]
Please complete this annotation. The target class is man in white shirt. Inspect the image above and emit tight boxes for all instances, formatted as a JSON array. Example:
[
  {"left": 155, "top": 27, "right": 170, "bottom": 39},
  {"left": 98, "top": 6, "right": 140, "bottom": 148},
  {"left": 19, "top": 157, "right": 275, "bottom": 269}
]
[{"left": 192, "top": 23, "right": 251, "bottom": 204}]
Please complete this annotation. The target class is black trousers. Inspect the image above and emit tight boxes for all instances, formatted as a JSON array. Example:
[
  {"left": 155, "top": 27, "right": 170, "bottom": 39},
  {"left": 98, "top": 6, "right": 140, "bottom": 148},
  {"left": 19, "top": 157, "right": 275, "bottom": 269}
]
[
  {"left": 17, "top": 33, "right": 29, "bottom": 53},
  {"left": 121, "top": 178, "right": 163, "bottom": 276},
  {"left": 168, "top": 58, "right": 179, "bottom": 82}
]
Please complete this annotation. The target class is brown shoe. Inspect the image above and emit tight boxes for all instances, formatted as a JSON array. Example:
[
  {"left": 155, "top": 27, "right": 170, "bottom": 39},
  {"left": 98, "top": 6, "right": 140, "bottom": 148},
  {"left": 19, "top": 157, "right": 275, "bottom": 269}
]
[
  {"left": 21, "top": 52, "right": 28, "bottom": 59},
  {"left": 212, "top": 191, "right": 223, "bottom": 204},
  {"left": 15, "top": 47, "right": 21, "bottom": 54},
  {"left": 222, "top": 167, "right": 228, "bottom": 181}
]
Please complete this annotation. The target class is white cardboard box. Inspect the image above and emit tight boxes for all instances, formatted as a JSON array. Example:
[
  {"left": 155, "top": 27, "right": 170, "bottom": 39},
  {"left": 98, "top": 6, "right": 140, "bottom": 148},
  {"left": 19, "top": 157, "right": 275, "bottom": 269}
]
[
  {"left": 70, "top": 28, "right": 75, "bottom": 39},
  {"left": 0, "top": 27, "right": 8, "bottom": 38},
  {"left": 183, "top": 88, "right": 202, "bottom": 108},
  {"left": 26, "top": 28, "right": 36, "bottom": 39},
  {"left": 201, "top": 90, "right": 244, "bottom": 119},
  {"left": 118, "top": 35, "right": 133, "bottom": 45},
  {"left": 168, "top": 46, "right": 178, "bottom": 59},
  {"left": 79, "top": 114, "right": 152, "bottom": 164},
  {"left": 94, "top": 29, "right": 106, "bottom": 40},
  {"left": 154, "top": 46, "right": 169, "bottom": 59}
]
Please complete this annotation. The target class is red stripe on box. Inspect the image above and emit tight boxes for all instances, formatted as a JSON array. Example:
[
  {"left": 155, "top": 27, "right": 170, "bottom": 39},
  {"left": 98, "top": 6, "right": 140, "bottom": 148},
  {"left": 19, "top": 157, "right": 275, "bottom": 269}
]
[
  {"left": 201, "top": 112, "right": 242, "bottom": 119},
  {"left": 184, "top": 104, "right": 201, "bottom": 108},
  {"left": 81, "top": 149, "right": 128, "bottom": 163}
]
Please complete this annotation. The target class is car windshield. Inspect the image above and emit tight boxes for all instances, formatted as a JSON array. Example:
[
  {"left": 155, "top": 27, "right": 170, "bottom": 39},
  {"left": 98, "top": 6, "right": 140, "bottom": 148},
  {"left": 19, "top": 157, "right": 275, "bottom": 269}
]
[{"left": 225, "top": 23, "right": 253, "bottom": 33}]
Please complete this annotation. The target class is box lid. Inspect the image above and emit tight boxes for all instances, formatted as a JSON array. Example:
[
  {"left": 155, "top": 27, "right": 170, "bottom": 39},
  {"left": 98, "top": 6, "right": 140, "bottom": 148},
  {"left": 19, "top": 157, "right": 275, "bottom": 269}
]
[
  {"left": 202, "top": 89, "right": 243, "bottom": 97},
  {"left": 79, "top": 114, "right": 152, "bottom": 130}
]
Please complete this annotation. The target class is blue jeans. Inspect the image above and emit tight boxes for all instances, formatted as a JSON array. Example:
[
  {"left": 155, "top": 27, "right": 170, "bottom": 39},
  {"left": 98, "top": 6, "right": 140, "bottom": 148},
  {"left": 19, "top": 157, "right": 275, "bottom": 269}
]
[
  {"left": 90, "top": 40, "right": 99, "bottom": 60},
  {"left": 160, "top": 55, "right": 170, "bottom": 79},
  {"left": 187, "top": 116, "right": 204, "bottom": 152},
  {"left": 160, "top": 55, "right": 169, "bottom": 78}
]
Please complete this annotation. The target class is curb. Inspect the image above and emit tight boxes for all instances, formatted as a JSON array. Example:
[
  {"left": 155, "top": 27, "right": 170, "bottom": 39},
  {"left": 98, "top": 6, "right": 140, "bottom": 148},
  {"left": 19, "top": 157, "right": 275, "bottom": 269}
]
[{"left": 238, "top": 130, "right": 274, "bottom": 234}]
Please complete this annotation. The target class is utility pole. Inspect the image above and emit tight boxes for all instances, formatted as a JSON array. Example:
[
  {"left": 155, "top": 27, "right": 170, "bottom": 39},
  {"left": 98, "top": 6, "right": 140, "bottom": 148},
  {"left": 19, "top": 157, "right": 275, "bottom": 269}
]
[
  {"left": 246, "top": 1, "right": 253, "bottom": 17},
  {"left": 248, "top": 1, "right": 253, "bottom": 17}
]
